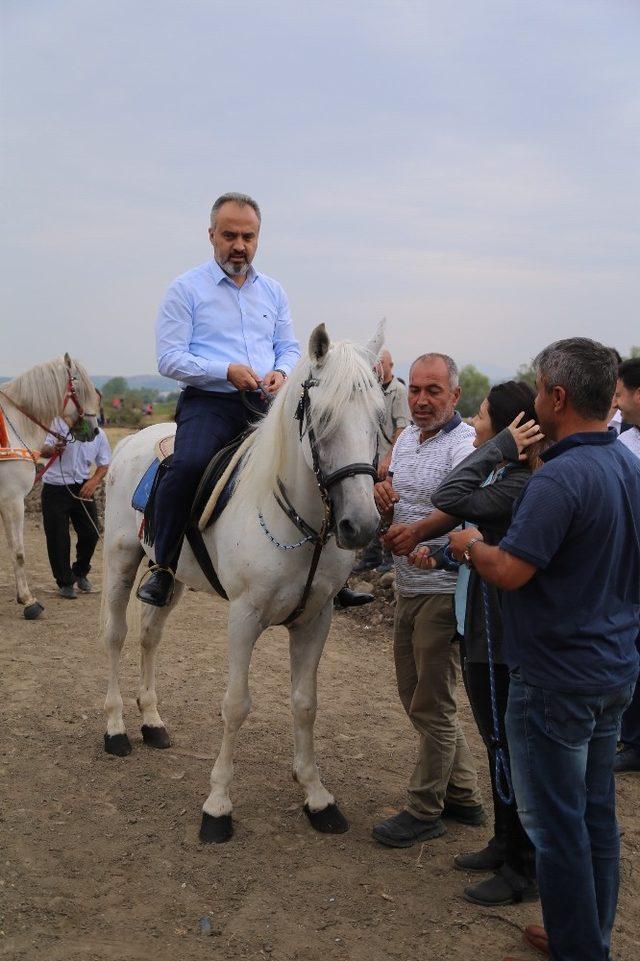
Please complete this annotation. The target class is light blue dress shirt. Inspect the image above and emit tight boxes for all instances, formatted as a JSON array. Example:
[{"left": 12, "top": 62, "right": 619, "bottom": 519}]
[{"left": 155, "top": 259, "right": 301, "bottom": 393}]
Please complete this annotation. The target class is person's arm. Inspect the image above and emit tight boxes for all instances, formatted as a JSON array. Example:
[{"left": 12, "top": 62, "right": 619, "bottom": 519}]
[
  {"left": 381, "top": 509, "right": 460, "bottom": 555},
  {"left": 271, "top": 285, "right": 301, "bottom": 377},
  {"left": 432, "top": 429, "right": 522, "bottom": 522},
  {"left": 448, "top": 472, "right": 575, "bottom": 590},
  {"left": 79, "top": 464, "right": 108, "bottom": 500},
  {"left": 156, "top": 281, "right": 231, "bottom": 387}
]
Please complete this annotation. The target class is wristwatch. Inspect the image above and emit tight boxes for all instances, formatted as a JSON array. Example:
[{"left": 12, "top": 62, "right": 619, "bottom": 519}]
[{"left": 463, "top": 536, "right": 484, "bottom": 567}]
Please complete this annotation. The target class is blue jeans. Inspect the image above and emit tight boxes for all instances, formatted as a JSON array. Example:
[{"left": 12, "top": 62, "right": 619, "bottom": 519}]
[
  {"left": 505, "top": 675, "right": 634, "bottom": 961},
  {"left": 620, "top": 634, "right": 640, "bottom": 750}
]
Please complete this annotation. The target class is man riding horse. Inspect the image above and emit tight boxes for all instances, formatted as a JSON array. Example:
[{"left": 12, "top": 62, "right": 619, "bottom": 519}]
[{"left": 138, "top": 192, "right": 301, "bottom": 606}]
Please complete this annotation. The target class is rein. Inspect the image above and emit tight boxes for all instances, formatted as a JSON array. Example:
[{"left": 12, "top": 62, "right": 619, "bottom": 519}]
[{"left": 264, "top": 372, "right": 379, "bottom": 625}]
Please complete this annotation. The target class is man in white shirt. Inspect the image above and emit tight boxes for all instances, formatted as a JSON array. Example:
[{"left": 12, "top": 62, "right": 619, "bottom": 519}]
[
  {"left": 40, "top": 418, "right": 111, "bottom": 598},
  {"left": 371, "top": 353, "right": 484, "bottom": 847}
]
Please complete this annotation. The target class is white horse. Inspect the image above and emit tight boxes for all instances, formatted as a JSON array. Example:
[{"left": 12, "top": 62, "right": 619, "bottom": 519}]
[
  {"left": 0, "top": 355, "right": 100, "bottom": 619},
  {"left": 101, "top": 324, "right": 385, "bottom": 842}
]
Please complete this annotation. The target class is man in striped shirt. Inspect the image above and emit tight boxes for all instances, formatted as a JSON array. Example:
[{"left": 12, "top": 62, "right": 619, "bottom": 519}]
[{"left": 372, "top": 353, "right": 484, "bottom": 847}]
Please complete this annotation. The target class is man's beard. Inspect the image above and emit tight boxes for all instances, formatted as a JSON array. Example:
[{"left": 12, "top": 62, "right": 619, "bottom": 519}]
[{"left": 220, "top": 258, "right": 250, "bottom": 277}]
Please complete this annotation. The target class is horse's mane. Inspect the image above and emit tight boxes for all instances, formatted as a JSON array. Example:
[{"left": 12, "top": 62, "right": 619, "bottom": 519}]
[
  {"left": 234, "top": 340, "right": 385, "bottom": 509},
  {"left": 0, "top": 356, "right": 96, "bottom": 442}
]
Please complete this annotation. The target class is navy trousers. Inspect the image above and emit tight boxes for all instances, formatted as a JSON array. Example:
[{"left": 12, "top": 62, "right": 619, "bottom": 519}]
[
  {"left": 153, "top": 387, "right": 263, "bottom": 568},
  {"left": 41, "top": 482, "right": 100, "bottom": 587}
]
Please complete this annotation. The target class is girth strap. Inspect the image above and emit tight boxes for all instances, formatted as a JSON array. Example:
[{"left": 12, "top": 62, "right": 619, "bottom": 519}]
[{"left": 185, "top": 525, "right": 228, "bottom": 600}]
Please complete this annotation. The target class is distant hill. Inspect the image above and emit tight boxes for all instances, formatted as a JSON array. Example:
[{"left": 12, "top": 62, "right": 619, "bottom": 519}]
[
  {"left": 0, "top": 373, "right": 175, "bottom": 390},
  {"left": 92, "top": 374, "right": 175, "bottom": 391}
]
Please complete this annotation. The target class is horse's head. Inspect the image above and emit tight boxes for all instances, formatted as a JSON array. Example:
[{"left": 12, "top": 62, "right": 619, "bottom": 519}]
[
  {"left": 61, "top": 353, "right": 100, "bottom": 441},
  {"left": 300, "top": 323, "right": 386, "bottom": 549}
]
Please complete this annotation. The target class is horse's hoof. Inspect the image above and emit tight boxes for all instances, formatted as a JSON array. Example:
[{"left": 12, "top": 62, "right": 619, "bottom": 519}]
[
  {"left": 141, "top": 724, "right": 172, "bottom": 749},
  {"left": 23, "top": 602, "right": 44, "bottom": 620},
  {"left": 304, "top": 802, "right": 350, "bottom": 834},
  {"left": 104, "top": 733, "right": 132, "bottom": 757},
  {"left": 199, "top": 812, "right": 233, "bottom": 844}
]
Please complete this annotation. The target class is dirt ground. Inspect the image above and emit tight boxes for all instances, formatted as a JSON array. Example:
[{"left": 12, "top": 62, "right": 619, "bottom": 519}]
[{"left": 1, "top": 515, "right": 638, "bottom": 961}]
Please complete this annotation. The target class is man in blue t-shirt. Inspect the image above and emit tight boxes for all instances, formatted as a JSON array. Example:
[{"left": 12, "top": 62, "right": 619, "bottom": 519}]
[{"left": 446, "top": 338, "right": 640, "bottom": 961}]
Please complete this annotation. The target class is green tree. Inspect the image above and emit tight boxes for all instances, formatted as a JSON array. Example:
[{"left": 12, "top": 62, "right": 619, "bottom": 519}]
[
  {"left": 101, "top": 376, "right": 129, "bottom": 400},
  {"left": 457, "top": 365, "right": 491, "bottom": 418},
  {"left": 514, "top": 361, "right": 536, "bottom": 388}
]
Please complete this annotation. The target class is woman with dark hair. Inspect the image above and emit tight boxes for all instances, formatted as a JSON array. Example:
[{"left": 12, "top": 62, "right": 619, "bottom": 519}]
[{"left": 409, "top": 381, "right": 544, "bottom": 907}]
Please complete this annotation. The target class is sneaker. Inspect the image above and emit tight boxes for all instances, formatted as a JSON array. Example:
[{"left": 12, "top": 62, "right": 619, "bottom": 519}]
[
  {"left": 443, "top": 801, "right": 487, "bottom": 825},
  {"left": 372, "top": 809, "right": 445, "bottom": 848},
  {"left": 74, "top": 576, "right": 92, "bottom": 593},
  {"left": 613, "top": 745, "right": 640, "bottom": 773},
  {"left": 463, "top": 867, "right": 538, "bottom": 906},
  {"left": 58, "top": 585, "right": 77, "bottom": 599}
]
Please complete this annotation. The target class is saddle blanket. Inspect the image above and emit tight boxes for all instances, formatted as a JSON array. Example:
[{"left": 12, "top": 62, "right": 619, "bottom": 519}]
[{"left": 131, "top": 431, "right": 254, "bottom": 531}]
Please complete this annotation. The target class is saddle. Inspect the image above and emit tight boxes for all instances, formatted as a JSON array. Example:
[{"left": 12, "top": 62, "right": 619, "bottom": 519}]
[{"left": 131, "top": 430, "right": 256, "bottom": 598}]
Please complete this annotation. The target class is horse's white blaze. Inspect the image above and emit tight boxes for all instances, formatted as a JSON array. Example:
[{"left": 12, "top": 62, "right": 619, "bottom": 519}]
[
  {"left": 0, "top": 356, "right": 99, "bottom": 615},
  {"left": 100, "top": 327, "right": 386, "bottom": 820}
]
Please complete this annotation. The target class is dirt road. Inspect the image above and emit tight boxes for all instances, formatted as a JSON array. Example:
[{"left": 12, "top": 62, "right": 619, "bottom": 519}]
[{"left": 1, "top": 516, "right": 638, "bottom": 960}]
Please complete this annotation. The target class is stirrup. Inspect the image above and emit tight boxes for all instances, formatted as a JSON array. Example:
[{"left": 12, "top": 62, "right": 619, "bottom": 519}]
[{"left": 137, "top": 564, "right": 176, "bottom": 604}]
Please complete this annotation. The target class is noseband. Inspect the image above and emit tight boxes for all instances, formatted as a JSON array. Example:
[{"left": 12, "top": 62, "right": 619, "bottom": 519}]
[{"left": 261, "top": 372, "right": 379, "bottom": 625}]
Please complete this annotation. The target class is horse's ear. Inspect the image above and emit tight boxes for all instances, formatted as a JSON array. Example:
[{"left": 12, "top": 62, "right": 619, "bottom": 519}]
[
  {"left": 309, "top": 324, "right": 330, "bottom": 365},
  {"left": 365, "top": 318, "right": 386, "bottom": 363},
  {"left": 63, "top": 352, "right": 72, "bottom": 367}
]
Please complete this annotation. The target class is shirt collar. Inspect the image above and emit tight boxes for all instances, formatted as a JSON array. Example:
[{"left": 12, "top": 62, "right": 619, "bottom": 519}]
[
  {"left": 210, "top": 259, "right": 259, "bottom": 285},
  {"left": 541, "top": 430, "right": 616, "bottom": 463},
  {"left": 411, "top": 412, "right": 462, "bottom": 442}
]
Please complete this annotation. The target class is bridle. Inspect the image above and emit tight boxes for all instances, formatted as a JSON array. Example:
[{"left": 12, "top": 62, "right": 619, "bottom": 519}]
[
  {"left": 262, "top": 371, "right": 379, "bottom": 625},
  {"left": 0, "top": 357, "right": 97, "bottom": 456}
]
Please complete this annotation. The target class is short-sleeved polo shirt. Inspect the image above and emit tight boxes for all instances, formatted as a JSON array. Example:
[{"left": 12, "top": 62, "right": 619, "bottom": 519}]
[
  {"left": 379, "top": 377, "right": 411, "bottom": 456},
  {"left": 389, "top": 415, "right": 475, "bottom": 596},
  {"left": 500, "top": 431, "right": 640, "bottom": 694}
]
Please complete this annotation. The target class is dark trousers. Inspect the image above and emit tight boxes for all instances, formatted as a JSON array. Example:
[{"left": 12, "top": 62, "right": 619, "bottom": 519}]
[
  {"left": 153, "top": 388, "right": 263, "bottom": 568},
  {"left": 506, "top": 675, "right": 634, "bottom": 961},
  {"left": 620, "top": 634, "right": 640, "bottom": 750},
  {"left": 461, "top": 655, "right": 535, "bottom": 881},
  {"left": 41, "top": 482, "right": 100, "bottom": 587}
]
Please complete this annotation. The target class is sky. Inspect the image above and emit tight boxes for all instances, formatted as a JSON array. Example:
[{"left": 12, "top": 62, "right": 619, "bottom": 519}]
[{"left": 2, "top": 0, "right": 639, "bottom": 381}]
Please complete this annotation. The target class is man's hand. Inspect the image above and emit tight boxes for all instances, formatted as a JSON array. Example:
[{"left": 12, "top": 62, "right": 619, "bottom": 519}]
[
  {"left": 381, "top": 523, "right": 422, "bottom": 556},
  {"left": 448, "top": 528, "right": 484, "bottom": 561},
  {"left": 377, "top": 451, "right": 392, "bottom": 480},
  {"left": 79, "top": 479, "right": 98, "bottom": 500},
  {"left": 262, "top": 370, "right": 286, "bottom": 395},
  {"left": 408, "top": 546, "right": 438, "bottom": 570},
  {"left": 227, "top": 364, "right": 262, "bottom": 391},
  {"left": 374, "top": 479, "right": 399, "bottom": 515}
]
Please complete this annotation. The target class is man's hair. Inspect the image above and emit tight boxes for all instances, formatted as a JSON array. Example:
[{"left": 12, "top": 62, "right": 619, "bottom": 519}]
[
  {"left": 210, "top": 192, "right": 261, "bottom": 228},
  {"left": 410, "top": 353, "right": 458, "bottom": 388},
  {"left": 619, "top": 357, "right": 640, "bottom": 390},
  {"left": 534, "top": 337, "right": 617, "bottom": 420}
]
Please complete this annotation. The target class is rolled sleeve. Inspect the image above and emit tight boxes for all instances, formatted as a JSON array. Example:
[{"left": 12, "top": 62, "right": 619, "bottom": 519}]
[{"left": 500, "top": 474, "right": 576, "bottom": 570}]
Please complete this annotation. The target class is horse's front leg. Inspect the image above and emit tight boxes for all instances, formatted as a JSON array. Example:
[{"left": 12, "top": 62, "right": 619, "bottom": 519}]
[
  {"left": 199, "top": 601, "right": 261, "bottom": 844},
  {"left": 289, "top": 602, "right": 349, "bottom": 834},
  {"left": 0, "top": 494, "right": 43, "bottom": 619}
]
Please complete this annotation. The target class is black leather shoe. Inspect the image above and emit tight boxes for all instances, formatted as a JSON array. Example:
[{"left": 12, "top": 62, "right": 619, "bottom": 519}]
[
  {"left": 334, "top": 587, "right": 375, "bottom": 608},
  {"left": 454, "top": 842, "right": 505, "bottom": 872},
  {"left": 372, "top": 809, "right": 445, "bottom": 848},
  {"left": 463, "top": 866, "right": 538, "bottom": 906},
  {"left": 442, "top": 800, "right": 487, "bottom": 825},
  {"left": 136, "top": 568, "right": 175, "bottom": 607},
  {"left": 613, "top": 745, "right": 640, "bottom": 773}
]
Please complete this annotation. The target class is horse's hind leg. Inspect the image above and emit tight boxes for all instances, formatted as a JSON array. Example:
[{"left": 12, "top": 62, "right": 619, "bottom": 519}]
[
  {"left": 289, "top": 603, "right": 349, "bottom": 834},
  {"left": 102, "top": 535, "right": 144, "bottom": 756},
  {"left": 0, "top": 494, "right": 42, "bottom": 618},
  {"left": 137, "top": 581, "right": 185, "bottom": 748},
  {"left": 200, "top": 602, "right": 261, "bottom": 844}
]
